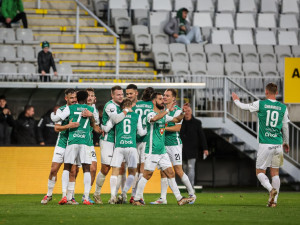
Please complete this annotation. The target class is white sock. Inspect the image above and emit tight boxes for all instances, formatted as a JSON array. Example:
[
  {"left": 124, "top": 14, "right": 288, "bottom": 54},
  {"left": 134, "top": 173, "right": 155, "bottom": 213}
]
[
  {"left": 47, "top": 177, "right": 56, "bottom": 196},
  {"left": 134, "top": 177, "right": 148, "bottom": 201},
  {"left": 67, "top": 182, "right": 75, "bottom": 201},
  {"left": 123, "top": 174, "right": 135, "bottom": 194},
  {"left": 168, "top": 178, "right": 182, "bottom": 201},
  {"left": 272, "top": 175, "right": 280, "bottom": 203},
  {"left": 121, "top": 172, "right": 126, "bottom": 191},
  {"left": 131, "top": 172, "right": 139, "bottom": 197},
  {"left": 110, "top": 175, "right": 118, "bottom": 198},
  {"left": 94, "top": 171, "right": 105, "bottom": 195},
  {"left": 257, "top": 173, "right": 273, "bottom": 192},
  {"left": 181, "top": 173, "right": 195, "bottom": 196},
  {"left": 83, "top": 172, "right": 91, "bottom": 201},
  {"left": 115, "top": 175, "right": 122, "bottom": 195},
  {"left": 160, "top": 178, "right": 168, "bottom": 200},
  {"left": 138, "top": 173, "right": 144, "bottom": 199},
  {"left": 62, "top": 170, "right": 69, "bottom": 198}
]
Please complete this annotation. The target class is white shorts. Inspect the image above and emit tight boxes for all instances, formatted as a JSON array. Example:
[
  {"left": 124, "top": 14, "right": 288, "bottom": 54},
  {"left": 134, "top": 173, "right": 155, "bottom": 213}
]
[
  {"left": 166, "top": 145, "right": 182, "bottom": 166},
  {"left": 256, "top": 144, "right": 284, "bottom": 170},
  {"left": 100, "top": 139, "right": 114, "bottom": 165},
  {"left": 144, "top": 153, "right": 172, "bottom": 172},
  {"left": 91, "top": 146, "right": 97, "bottom": 162},
  {"left": 64, "top": 144, "right": 92, "bottom": 165},
  {"left": 110, "top": 147, "right": 138, "bottom": 168},
  {"left": 137, "top": 142, "right": 146, "bottom": 164},
  {"left": 52, "top": 146, "right": 65, "bottom": 163}
]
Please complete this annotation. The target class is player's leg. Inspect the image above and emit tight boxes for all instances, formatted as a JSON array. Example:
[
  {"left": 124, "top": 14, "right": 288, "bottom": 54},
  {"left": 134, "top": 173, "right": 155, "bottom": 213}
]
[
  {"left": 66, "top": 164, "right": 79, "bottom": 205},
  {"left": 90, "top": 147, "right": 97, "bottom": 186},
  {"left": 131, "top": 142, "right": 144, "bottom": 202},
  {"left": 115, "top": 161, "right": 126, "bottom": 196},
  {"left": 150, "top": 170, "right": 168, "bottom": 205},
  {"left": 80, "top": 144, "right": 93, "bottom": 205},
  {"left": 59, "top": 163, "right": 72, "bottom": 205}
]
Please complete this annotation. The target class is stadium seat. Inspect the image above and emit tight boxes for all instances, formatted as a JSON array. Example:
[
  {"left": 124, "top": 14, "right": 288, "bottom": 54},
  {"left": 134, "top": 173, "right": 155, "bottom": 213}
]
[
  {"left": 215, "top": 13, "right": 235, "bottom": 30},
  {"left": 152, "top": 0, "right": 172, "bottom": 11},
  {"left": 169, "top": 43, "right": 189, "bottom": 62},
  {"left": 279, "top": 14, "right": 298, "bottom": 30},
  {"left": 292, "top": 46, "right": 300, "bottom": 57},
  {"left": 193, "top": 13, "right": 213, "bottom": 28},
  {"left": 257, "top": 45, "right": 276, "bottom": 62},
  {"left": 151, "top": 33, "right": 169, "bottom": 44},
  {"left": 236, "top": 13, "right": 256, "bottom": 29},
  {"left": 114, "top": 17, "right": 132, "bottom": 35},
  {"left": 255, "top": 30, "right": 276, "bottom": 45},
  {"left": 174, "top": 0, "right": 194, "bottom": 13},
  {"left": 93, "top": 0, "right": 108, "bottom": 17},
  {"left": 187, "top": 43, "right": 204, "bottom": 53},
  {"left": 17, "top": 46, "right": 36, "bottom": 62},
  {"left": 217, "top": 0, "right": 236, "bottom": 13},
  {"left": 243, "top": 62, "right": 261, "bottom": 76},
  {"left": 152, "top": 43, "right": 172, "bottom": 70},
  {"left": 0, "top": 46, "right": 21, "bottom": 62},
  {"left": 260, "top": 0, "right": 278, "bottom": 14},
  {"left": 242, "top": 62, "right": 263, "bottom": 91},
  {"left": 109, "top": 0, "right": 128, "bottom": 24},
  {"left": 274, "top": 46, "right": 292, "bottom": 62},
  {"left": 0, "top": 28, "right": 21, "bottom": 44},
  {"left": 260, "top": 62, "right": 279, "bottom": 77},
  {"left": 16, "top": 29, "right": 39, "bottom": 44},
  {"left": 211, "top": 30, "right": 232, "bottom": 44},
  {"left": 189, "top": 52, "right": 207, "bottom": 62},
  {"left": 171, "top": 62, "right": 190, "bottom": 80},
  {"left": 189, "top": 61, "right": 207, "bottom": 76},
  {"left": 277, "top": 61, "right": 285, "bottom": 77},
  {"left": 207, "top": 62, "right": 224, "bottom": 75},
  {"left": 205, "top": 44, "right": 224, "bottom": 62},
  {"left": 238, "top": 0, "right": 257, "bottom": 13},
  {"left": 223, "top": 44, "right": 242, "bottom": 63},
  {"left": 149, "top": 11, "right": 170, "bottom": 34},
  {"left": 233, "top": 30, "right": 254, "bottom": 45},
  {"left": 257, "top": 14, "right": 276, "bottom": 30},
  {"left": 56, "top": 64, "right": 73, "bottom": 75},
  {"left": 225, "top": 62, "right": 244, "bottom": 76},
  {"left": 196, "top": 0, "right": 215, "bottom": 15},
  {"left": 281, "top": 0, "right": 299, "bottom": 14},
  {"left": 278, "top": 31, "right": 298, "bottom": 46},
  {"left": 0, "top": 63, "right": 18, "bottom": 80},
  {"left": 18, "top": 63, "right": 36, "bottom": 74},
  {"left": 131, "top": 25, "right": 151, "bottom": 52},
  {"left": 240, "top": 44, "right": 259, "bottom": 63},
  {"left": 130, "top": 0, "right": 150, "bottom": 25}
]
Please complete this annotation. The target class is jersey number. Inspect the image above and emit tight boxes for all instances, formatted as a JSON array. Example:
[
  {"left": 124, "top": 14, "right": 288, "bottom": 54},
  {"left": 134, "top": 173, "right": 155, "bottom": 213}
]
[
  {"left": 123, "top": 119, "right": 131, "bottom": 134},
  {"left": 266, "top": 110, "right": 279, "bottom": 127},
  {"left": 74, "top": 112, "right": 89, "bottom": 128},
  {"left": 135, "top": 108, "right": 151, "bottom": 125},
  {"left": 175, "top": 154, "right": 180, "bottom": 161}
]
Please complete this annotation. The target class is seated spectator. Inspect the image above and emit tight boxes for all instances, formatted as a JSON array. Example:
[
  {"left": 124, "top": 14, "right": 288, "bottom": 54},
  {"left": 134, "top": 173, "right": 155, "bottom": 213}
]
[
  {"left": 12, "top": 105, "right": 37, "bottom": 145},
  {"left": 37, "top": 106, "right": 60, "bottom": 146},
  {"left": 0, "top": 0, "right": 28, "bottom": 28},
  {"left": 164, "top": 8, "right": 206, "bottom": 44},
  {"left": 0, "top": 95, "right": 13, "bottom": 145},
  {"left": 38, "top": 41, "right": 57, "bottom": 82}
]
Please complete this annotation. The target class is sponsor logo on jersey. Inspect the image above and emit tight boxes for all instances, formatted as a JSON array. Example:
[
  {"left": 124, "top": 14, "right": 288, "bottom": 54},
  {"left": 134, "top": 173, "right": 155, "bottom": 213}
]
[
  {"left": 110, "top": 108, "right": 115, "bottom": 112},
  {"left": 265, "top": 132, "right": 277, "bottom": 138},
  {"left": 120, "top": 140, "right": 133, "bottom": 145},
  {"left": 73, "top": 133, "right": 86, "bottom": 138},
  {"left": 159, "top": 128, "right": 165, "bottom": 135},
  {"left": 264, "top": 105, "right": 281, "bottom": 110}
]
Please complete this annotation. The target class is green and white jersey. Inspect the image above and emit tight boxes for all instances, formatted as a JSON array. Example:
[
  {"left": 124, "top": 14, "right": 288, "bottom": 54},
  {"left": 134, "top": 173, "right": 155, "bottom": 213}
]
[
  {"left": 55, "top": 105, "right": 69, "bottom": 149},
  {"left": 100, "top": 100, "right": 122, "bottom": 143},
  {"left": 114, "top": 112, "right": 145, "bottom": 148},
  {"left": 57, "top": 103, "right": 94, "bottom": 146},
  {"left": 132, "top": 101, "right": 153, "bottom": 143},
  {"left": 144, "top": 111, "right": 174, "bottom": 155},
  {"left": 165, "top": 105, "right": 182, "bottom": 146},
  {"left": 88, "top": 104, "right": 100, "bottom": 147}
]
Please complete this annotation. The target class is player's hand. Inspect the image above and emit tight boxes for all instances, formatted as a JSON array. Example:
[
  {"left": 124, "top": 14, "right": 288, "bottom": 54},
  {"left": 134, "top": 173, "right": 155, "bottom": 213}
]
[
  {"left": 40, "top": 142, "right": 45, "bottom": 146},
  {"left": 168, "top": 101, "right": 177, "bottom": 112},
  {"left": 3, "top": 108, "right": 10, "bottom": 115},
  {"left": 6, "top": 18, "right": 11, "bottom": 24},
  {"left": 232, "top": 92, "right": 240, "bottom": 101},
  {"left": 68, "top": 118, "right": 80, "bottom": 128},
  {"left": 82, "top": 109, "right": 93, "bottom": 117},
  {"left": 283, "top": 143, "right": 290, "bottom": 153},
  {"left": 203, "top": 150, "right": 209, "bottom": 156}
]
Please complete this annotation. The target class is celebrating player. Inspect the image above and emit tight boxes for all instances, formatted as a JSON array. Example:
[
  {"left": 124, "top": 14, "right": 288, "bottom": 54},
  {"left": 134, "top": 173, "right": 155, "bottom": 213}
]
[
  {"left": 133, "top": 92, "right": 193, "bottom": 206},
  {"left": 151, "top": 89, "right": 196, "bottom": 204},
  {"left": 232, "top": 83, "right": 290, "bottom": 207}
]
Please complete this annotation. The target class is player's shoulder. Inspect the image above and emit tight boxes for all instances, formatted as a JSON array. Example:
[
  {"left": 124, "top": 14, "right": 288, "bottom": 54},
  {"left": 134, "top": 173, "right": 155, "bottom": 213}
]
[
  {"left": 174, "top": 105, "right": 182, "bottom": 111},
  {"left": 86, "top": 104, "right": 94, "bottom": 111},
  {"left": 59, "top": 105, "right": 67, "bottom": 111}
]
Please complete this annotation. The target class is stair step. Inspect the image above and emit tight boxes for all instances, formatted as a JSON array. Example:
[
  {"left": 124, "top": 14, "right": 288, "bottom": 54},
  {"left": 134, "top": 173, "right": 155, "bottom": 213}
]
[
  {"left": 28, "top": 16, "right": 97, "bottom": 27},
  {"left": 25, "top": 8, "right": 87, "bottom": 16},
  {"left": 29, "top": 26, "right": 107, "bottom": 33},
  {"left": 221, "top": 133, "right": 234, "bottom": 138},
  {"left": 23, "top": 0, "right": 79, "bottom": 10},
  {"left": 73, "top": 69, "right": 156, "bottom": 74},
  {"left": 244, "top": 150, "right": 256, "bottom": 154},
  {"left": 52, "top": 48, "right": 133, "bottom": 54},
  {"left": 51, "top": 43, "right": 133, "bottom": 51},
  {"left": 232, "top": 142, "right": 245, "bottom": 146},
  {"left": 34, "top": 34, "right": 115, "bottom": 44},
  {"left": 60, "top": 61, "right": 152, "bottom": 68},
  {"left": 78, "top": 76, "right": 158, "bottom": 82}
]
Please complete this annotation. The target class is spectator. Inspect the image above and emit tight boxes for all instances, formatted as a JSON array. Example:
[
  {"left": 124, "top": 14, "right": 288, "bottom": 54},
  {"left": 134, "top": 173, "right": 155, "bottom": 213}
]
[
  {"left": 180, "top": 106, "right": 209, "bottom": 187},
  {"left": 37, "top": 106, "right": 60, "bottom": 146},
  {"left": 164, "top": 8, "right": 205, "bottom": 44},
  {"left": 0, "top": 95, "right": 13, "bottom": 145},
  {"left": 38, "top": 41, "right": 57, "bottom": 82},
  {"left": 12, "top": 105, "right": 37, "bottom": 145},
  {"left": 0, "top": 0, "right": 28, "bottom": 28}
]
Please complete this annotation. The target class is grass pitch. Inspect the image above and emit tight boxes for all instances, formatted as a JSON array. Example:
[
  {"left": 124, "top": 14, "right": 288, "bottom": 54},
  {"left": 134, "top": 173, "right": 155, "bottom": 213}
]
[{"left": 0, "top": 192, "right": 299, "bottom": 225}]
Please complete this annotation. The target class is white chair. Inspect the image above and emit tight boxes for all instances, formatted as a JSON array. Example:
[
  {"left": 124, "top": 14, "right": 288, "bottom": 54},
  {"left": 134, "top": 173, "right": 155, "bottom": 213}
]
[
  {"left": 17, "top": 46, "right": 36, "bottom": 62},
  {"left": 193, "top": 12, "right": 213, "bottom": 28},
  {"left": 152, "top": 0, "right": 172, "bottom": 11},
  {"left": 56, "top": 64, "right": 73, "bottom": 75},
  {"left": 0, "top": 46, "right": 22, "bottom": 62},
  {"left": 189, "top": 62, "right": 207, "bottom": 75},
  {"left": 211, "top": 30, "right": 232, "bottom": 44},
  {"left": 16, "top": 28, "right": 39, "bottom": 44},
  {"left": 239, "top": 0, "right": 257, "bottom": 13},
  {"left": 205, "top": 44, "right": 225, "bottom": 62},
  {"left": 236, "top": 13, "right": 256, "bottom": 29},
  {"left": 240, "top": 44, "right": 259, "bottom": 63},
  {"left": 279, "top": 14, "right": 298, "bottom": 30},
  {"left": 225, "top": 62, "right": 244, "bottom": 76},
  {"left": 258, "top": 45, "right": 276, "bottom": 63},
  {"left": 171, "top": 62, "right": 190, "bottom": 78},
  {"left": 275, "top": 46, "right": 292, "bottom": 62},
  {"left": 93, "top": 0, "right": 108, "bottom": 17},
  {"left": 217, "top": 0, "right": 236, "bottom": 13},
  {"left": 18, "top": 63, "right": 36, "bottom": 74},
  {"left": 223, "top": 44, "right": 242, "bottom": 63},
  {"left": 174, "top": 0, "right": 194, "bottom": 13},
  {"left": 260, "top": 62, "right": 279, "bottom": 77},
  {"left": 196, "top": 0, "right": 214, "bottom": 14},
  {"left": 0, "top": 28, "right": 21, "bottom": 44},
  {"left": 255, "top": 30, "right": 276, "bottom": 45},
  {"left": 260, "top": 0, "right": 278, "bottom": 14},
  {"left": 152, "top": 33, "right": 169, "bottom": 43},
  {"left": 233, "top": 30, "right": 254, "bottom": 45},
  {"left": 207, "top": 62, "right": 224, "bottom": 75},
  {"left": 257, "top": 14, "right": 276, "bottom": 30},
  {"left": 242, "top": 62, "right": 262, "bottom": 91},
  {"left": 215, "top": 13, "right": 235, "bottom": 30},
  {"left": 187, "top": 43, "right": 204, "bottom": 53},
  {"left": 149, "top": 11, "right": 170, "bottom": 34},
  {"left": 292, "top": 46, "right": 300, "bottom": 57},
  {"left": 278, "top": 31, "right": 298, "bottom": 46},
  {"left": 130, "top": 0, "right": 150, "bottom": 25},
  {"left": 153, "top": 43, "right": 172, "bottom": 70},
  {"left": 0, "top": 63, "right": 18, "bottom": 80},
  {"left": 281, "top": 0, "right": 299, "bottom": 14}
]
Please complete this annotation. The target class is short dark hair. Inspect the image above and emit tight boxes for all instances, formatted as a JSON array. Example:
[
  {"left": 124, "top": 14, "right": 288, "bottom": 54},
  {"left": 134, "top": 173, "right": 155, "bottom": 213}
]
[
  {"left": 64, "top": 88, "right": 76, "bottom": 96},
  {"left": 0, "top": 95, "right": 6, "bottom": 100},
  {"left": 126, "top": 84, "right": 138, "bottom": 90},
  {"left": 24, "top": 105, "right": 34, "bottom": 112},
  {"left": 120, "top": 98, "right": 132, "bottom": 109},
  {"left": 182, "top": 7, "right": 189, "bottom": 13},
  {"left": 77, "top": 90, "right": 88, "bottom": 102},
  {"left": 151, "top": 92, "right": 162, "bottom": 101},
  {"left": 86, "top": 88, "right": 95, "bottom": 93},
  {"left": 111, "top": 85, "right": 122, "bottom": 94},
  {"left": 266, "top": 83, "right": 278, "bottom": 94},
  {"left": 166, "top": 88, "right": 177, "bottom": 98},
  {"left": 142, "top": 87, "right": 155, "bottom": 101}
]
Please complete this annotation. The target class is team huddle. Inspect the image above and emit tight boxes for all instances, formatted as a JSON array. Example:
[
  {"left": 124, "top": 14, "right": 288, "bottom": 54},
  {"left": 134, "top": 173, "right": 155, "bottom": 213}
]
[{"left": 41, "top": 84, "right": 195, "bottom": 206}]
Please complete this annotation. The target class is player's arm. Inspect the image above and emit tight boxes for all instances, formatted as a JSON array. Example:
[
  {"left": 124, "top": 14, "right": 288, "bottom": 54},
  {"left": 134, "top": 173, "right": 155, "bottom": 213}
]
[
  {"left": 149, "top": 102, "right": 177, "bottom": 122},
  {"left": 137, "top": 115, "right": 147, "bottom": 136},
  {"left": 101, "top": 119, "right": 114, "bottom": 133},
  {"left": 165, "top": 124, "right": 181, "bottom": 132},
  {"left": 282, "top": 108, "right": 290, "bottom": 153},
  {"left": 54, "top": 119, "right": 79, "bottom": 132},
  {"left": 51, "top": 106, "right": 70, "bottom": 122},
  {"left": 232, "top": 92, "right": 259, "bottom": 112}
]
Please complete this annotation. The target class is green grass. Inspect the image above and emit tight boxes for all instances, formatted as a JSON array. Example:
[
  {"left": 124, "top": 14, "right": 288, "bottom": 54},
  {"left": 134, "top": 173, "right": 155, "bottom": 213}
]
[{"left": 0, "top": 192, "right": 300, "bottom": 225}]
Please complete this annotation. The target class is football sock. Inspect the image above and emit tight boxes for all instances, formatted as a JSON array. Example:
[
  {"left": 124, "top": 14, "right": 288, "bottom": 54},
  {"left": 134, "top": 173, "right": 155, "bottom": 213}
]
[
  {"left": 272, "top": 175, "right": 280, "bottom": 203},
  {"left": 138, "top": 173, "right": 144, "bottom": 199},
  {"left": 134, "top": 177, "right": 148, "bottom": 201},
  {"left": 123, "top": 174, "right": 135, "bottom": 194},
  {"left": 110, "top": 176, "right": 118, "bottom": 198},
  {"left": 94, "top": 171, "right": 105, "bottom": 195},
  {"left": 131, "top": 172, "right": 139, "bottom": 197},
  {"left": 181, "top": 173, "right": 195, "bottom": 196},
  {"left": 62, "top": 170, "right": 69, "bottom": 198},
  {"left": 83, "top": 172, "right": 91, "bottom": 201},
  {"left": 67, "top": 182, "right": 75, "bottom": 201},
  {"left": 257, "top": 173, "right": 273, "bottom": 192},
  {"left": 47, "top": 176, "right": 56, "bottom": 196},
  {"left": 168, "top": 178, "right": 182, "bottom": 201},
  {"left": 160, "top": 178, "right": 168, "bottom": 200},
  {"left": 121, "top": 172, "right": 126, "bottom": 191}
]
